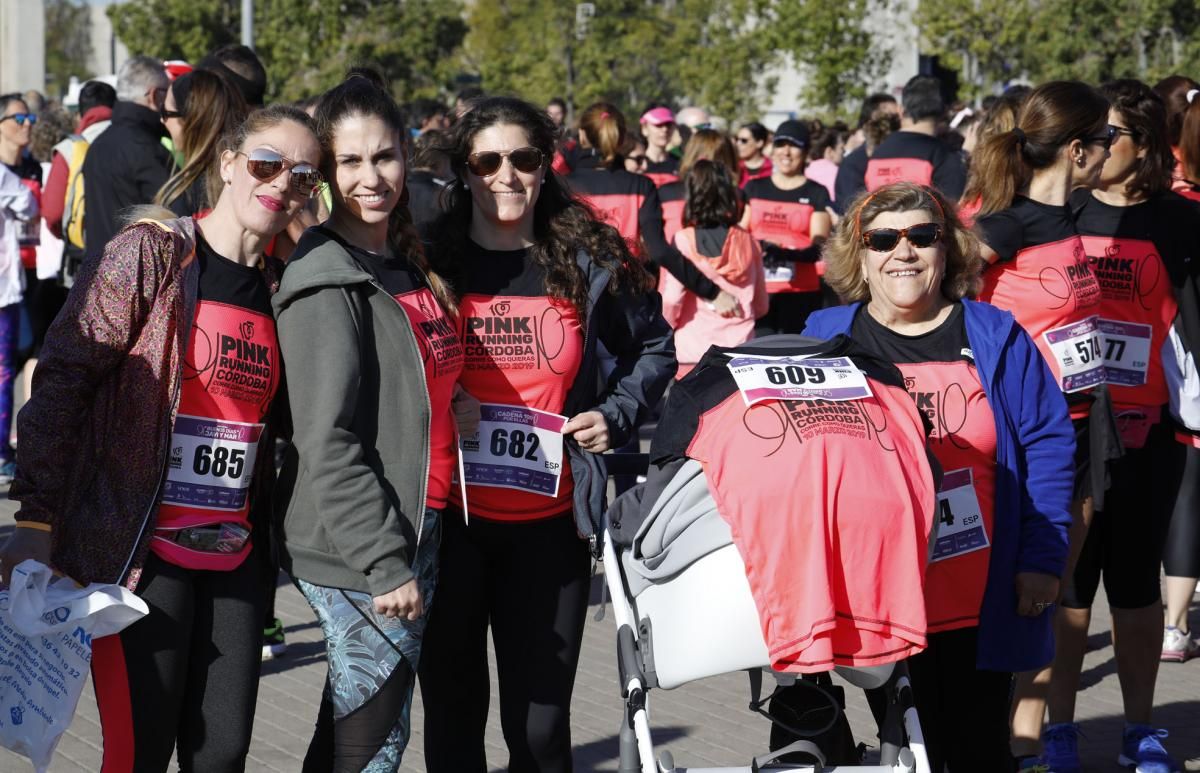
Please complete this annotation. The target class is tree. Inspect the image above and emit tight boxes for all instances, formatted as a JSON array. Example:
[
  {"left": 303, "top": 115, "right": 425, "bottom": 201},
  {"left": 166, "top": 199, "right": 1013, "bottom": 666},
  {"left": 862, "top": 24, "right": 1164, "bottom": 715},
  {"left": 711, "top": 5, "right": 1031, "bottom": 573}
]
[
  {"left": 107, "top": 0, "right": 467, "bottom": 103},
  {"left": 463, "top": 0, "right": 779, "bottom": 123},
  {"left": 768, "top": 0, "right": 894, "bottom": 118},
  {"left": 45, "top": 0, "right": 94, "bottom": 97},
  {"left": 917, "top": 0, "right": 1030, "bottom": 100}
]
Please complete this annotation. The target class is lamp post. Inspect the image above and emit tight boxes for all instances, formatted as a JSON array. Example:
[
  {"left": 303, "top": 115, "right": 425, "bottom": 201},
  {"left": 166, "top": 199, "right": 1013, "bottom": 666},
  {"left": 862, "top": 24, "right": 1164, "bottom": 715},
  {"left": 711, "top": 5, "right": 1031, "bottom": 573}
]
[{"left": 241, "top": 0, "right": 253, "bottom": 48}]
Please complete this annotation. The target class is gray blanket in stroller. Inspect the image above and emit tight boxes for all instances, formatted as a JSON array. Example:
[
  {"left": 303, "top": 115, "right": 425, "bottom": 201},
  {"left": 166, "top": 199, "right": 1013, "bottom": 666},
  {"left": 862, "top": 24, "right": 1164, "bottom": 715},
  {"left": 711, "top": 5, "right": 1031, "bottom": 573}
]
[{"left": 609, "top": 458, "right": 733, "bottom": 596}]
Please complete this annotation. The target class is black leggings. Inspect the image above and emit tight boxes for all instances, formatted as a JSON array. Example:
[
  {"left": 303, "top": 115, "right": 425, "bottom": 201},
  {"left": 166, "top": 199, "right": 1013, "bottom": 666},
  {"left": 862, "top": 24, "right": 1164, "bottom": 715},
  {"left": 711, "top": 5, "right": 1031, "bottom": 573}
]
[
  {"left": 1164, "top": 444, "right": 1200, "bottom": 578},
  {"left": 905, "top": 627, "right": 1013, "bottom": 773},
  {"left": 419, "top": 512, "right": 591, "bottom": 773},
  {"left": 92, "top": 552, "right": 265, "bottom": 772}
]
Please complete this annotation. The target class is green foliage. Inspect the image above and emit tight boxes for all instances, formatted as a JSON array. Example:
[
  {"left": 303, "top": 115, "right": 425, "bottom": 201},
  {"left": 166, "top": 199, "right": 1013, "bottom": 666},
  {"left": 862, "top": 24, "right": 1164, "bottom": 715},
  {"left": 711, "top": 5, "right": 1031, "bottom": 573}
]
[
  {"left": 768, "top": 0, "right": 894, "bottom": 117},
  {"left": 922, "top": 0, "right": 1200, "bottom": 98},
  {"left": 107, "top": 0, "right": 467, "bottom": 103},
  {"left": 917, "top": 0, "right": 1030, "bottom": 99},
  {"left": 44, "top": 0, "right": 94, "bottom": 97},
  {"left": 464, "top": 0, "right": 778, "bottom": 123}
]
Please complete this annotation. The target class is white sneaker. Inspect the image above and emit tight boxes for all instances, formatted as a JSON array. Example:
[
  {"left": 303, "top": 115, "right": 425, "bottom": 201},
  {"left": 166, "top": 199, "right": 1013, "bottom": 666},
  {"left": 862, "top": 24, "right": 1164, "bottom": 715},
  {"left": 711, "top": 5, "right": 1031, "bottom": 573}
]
[{"left": 1161, "top": 626, "right": 1199, "bottom": 662}]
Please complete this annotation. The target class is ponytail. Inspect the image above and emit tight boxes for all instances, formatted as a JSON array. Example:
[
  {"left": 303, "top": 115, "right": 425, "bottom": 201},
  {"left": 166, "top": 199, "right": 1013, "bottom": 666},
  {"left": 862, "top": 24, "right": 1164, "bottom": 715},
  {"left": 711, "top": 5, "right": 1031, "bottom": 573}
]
[
  {"left": 579, "top": 102, "right": 627, "bottom": 170},
  {"left": 964, "top": 80, "right": 1108, "bottom": 217}
]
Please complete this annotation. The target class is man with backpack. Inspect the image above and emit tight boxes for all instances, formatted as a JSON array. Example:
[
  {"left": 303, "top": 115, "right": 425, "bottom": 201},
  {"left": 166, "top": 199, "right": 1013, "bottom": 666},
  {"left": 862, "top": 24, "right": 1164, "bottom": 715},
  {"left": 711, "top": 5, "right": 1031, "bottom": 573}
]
[{"left": 42, "top": 80, "right": 116, "bottom": 285}]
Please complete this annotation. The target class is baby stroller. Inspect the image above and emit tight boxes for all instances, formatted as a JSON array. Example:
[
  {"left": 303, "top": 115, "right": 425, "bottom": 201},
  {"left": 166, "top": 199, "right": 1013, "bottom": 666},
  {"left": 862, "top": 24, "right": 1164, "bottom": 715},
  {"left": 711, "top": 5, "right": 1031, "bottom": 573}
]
[{"left": 602, "top": 336, "right": 936, "bottom": 773}]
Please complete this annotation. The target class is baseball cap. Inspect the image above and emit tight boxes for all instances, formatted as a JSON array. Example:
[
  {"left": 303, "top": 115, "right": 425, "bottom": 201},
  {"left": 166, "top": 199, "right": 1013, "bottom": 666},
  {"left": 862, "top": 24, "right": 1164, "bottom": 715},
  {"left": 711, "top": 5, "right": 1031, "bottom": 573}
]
[
  {"left": 773, "top": 120, "right": 810, "bottom": 148},
  {"left": 640, "top": 107, "right": 675, "bottom": 126}
]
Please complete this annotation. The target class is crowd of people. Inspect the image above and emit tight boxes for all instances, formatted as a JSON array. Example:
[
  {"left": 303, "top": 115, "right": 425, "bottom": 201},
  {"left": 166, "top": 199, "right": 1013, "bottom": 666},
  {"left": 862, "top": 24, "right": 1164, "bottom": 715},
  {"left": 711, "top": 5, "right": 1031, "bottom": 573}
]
[{"left": 0, "top": 43, "right": 1195, "bottom": 773}]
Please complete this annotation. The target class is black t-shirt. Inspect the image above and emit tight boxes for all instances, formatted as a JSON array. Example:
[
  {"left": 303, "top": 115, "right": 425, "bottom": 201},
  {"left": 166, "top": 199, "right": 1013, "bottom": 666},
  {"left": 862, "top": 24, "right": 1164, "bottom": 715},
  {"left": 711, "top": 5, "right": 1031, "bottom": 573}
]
[
  {"left": 645, "top": 155, "right": 680, "bottom": 178},
  {"left": 865, "top": 131, "right": 967, "bottom": 200},
  {"left": 851, "top": 302, "right": 972, "bottom": 366},
  {"left": 1070, "top": 189, "right": 1200, "bottom": 287},
  {"left": 195, "top": 232, "right": 272, "bottom": 315},
  {"left": 5, "top": 154, "right": 42, "bottom": 185},
  {"left": 457, "top": 240, "right": 547, "bottom": 297},
  {"left": 317, "top": 226, "right": 425, "bottom": 297},
  {"left": 833, "top": 145, "right": 869, "bottom": 213},
  {"left": 742, "top": 177, "right": 832, "bottom": 211},
  {"left": 976, "top": 196, "right": 1077, "bottom": 262}
]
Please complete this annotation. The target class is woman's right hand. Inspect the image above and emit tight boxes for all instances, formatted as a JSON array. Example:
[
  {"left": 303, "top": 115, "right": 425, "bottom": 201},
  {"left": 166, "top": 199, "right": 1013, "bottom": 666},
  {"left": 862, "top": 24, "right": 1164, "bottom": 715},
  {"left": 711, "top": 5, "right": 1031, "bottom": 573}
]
[
  {"left": 0, "top": 527, "right": 52, "bottom": 587},
  {"left": 712, "top": 291, "right": 743, "bottom": 319},
  {"left": 373, "top": 578, "right": 423, "bottom": 621}
]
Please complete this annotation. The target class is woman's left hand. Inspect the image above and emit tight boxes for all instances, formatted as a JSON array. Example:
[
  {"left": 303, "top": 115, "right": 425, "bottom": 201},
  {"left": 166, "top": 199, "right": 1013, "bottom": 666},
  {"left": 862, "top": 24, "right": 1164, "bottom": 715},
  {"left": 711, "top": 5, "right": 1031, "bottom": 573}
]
[
  {"left": 452, "top": 384, "right": 481, "bottom": 437},
  {"left": 564, "top": 411, "right": 611, "bottom": 454},
  {"left": 1015, "top": 572, "right": 1060, "bottom": 617}
]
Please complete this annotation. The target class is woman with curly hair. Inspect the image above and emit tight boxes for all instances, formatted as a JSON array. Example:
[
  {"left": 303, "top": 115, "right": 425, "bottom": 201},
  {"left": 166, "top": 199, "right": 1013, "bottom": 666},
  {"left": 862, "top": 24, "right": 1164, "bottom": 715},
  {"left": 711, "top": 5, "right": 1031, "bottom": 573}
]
[
  {"left": 804, "top": 182, "right": 1074, "bottom": 772},
  {"left": 418, "top": 95, "right": 675, "bottom": 773}
]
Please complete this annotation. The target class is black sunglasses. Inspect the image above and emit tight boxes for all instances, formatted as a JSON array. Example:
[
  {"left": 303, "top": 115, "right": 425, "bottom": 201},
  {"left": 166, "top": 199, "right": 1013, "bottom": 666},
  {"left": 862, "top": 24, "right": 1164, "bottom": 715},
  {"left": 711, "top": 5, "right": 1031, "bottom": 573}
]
[
  {"left": 160, "top": 107, "right": 184, "bottom": 122},
  {"left": 1081, "top": 125, "right": 1119, "bottom": 150},
  {"left": 466, "top": 147, "right": 544, "bottom": 177},
  {"left": 861, "top": 222, "right": 942, "bottom": 252},
  {"left": 237, "top": 148, "right": 323, "bottom": 197},
  {"left": 0, "top": 113, "right": 36, "bottom": 127}
]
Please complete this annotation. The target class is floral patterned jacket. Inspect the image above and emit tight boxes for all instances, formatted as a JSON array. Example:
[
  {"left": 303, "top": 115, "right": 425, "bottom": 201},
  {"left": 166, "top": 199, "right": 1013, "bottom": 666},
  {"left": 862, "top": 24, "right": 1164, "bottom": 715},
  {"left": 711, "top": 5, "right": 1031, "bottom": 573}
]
[{"left": 10, "top": 218, "right": 281, "bottom": 589}]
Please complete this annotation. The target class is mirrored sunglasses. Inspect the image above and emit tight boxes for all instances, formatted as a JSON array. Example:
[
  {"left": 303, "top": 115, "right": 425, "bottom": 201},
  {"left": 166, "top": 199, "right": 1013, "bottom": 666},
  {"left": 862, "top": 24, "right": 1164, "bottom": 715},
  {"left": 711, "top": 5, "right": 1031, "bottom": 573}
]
[
  {"left": 0, "top": 113, "right": 36, "bottom": 126},
  {"left": 238, "top": 148, "right": 323, "bottom": 196}
]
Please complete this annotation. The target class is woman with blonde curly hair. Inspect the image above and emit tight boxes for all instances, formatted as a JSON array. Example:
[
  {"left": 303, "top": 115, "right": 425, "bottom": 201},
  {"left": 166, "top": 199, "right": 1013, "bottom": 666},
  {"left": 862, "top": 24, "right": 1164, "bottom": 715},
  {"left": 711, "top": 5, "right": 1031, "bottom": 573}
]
[{"left": 804, "top": 182, "right": 1074, "bottom": 773}]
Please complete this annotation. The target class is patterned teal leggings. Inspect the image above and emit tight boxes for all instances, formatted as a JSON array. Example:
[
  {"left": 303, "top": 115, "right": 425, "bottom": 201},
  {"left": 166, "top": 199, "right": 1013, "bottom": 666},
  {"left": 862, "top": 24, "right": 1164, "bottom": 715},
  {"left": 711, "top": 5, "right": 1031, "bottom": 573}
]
[{"left": 297, "top": 508, "right": 440, "bottom": 772}]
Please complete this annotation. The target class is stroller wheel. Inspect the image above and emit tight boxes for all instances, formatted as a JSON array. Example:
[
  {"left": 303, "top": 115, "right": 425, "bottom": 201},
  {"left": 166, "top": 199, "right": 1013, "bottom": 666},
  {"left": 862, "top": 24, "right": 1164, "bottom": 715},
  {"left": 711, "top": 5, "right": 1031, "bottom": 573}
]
[{"left": 658, "top": 750, "right": 675, "bottom": 772}]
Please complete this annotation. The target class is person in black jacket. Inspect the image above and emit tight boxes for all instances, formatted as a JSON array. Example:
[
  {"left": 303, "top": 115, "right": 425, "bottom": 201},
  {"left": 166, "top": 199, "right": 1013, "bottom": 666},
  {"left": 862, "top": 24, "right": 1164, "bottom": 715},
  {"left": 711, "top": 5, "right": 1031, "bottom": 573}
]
[
  {"left": 407, "top": 129, "right": 452, "bottom": 239},
  {"left": 81, "top": 56, "right": 173, "bottom": 260}
]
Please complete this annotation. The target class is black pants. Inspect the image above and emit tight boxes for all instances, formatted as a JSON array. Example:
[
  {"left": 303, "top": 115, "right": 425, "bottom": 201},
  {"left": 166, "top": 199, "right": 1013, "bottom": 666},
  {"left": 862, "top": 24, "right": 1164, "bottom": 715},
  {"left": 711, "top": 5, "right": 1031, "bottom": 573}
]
[
  {"left": 92, "top": 552, "right": 265, "bottom": 772},
  {"left": 905, "top": 627, "right": 1013, "bottom": 773},
  {"left": 1163, "top": 444, "right": 1200, "bottom": 578},
  {"left": 419, "top": 511, "right": 591, "bottom": 773}
]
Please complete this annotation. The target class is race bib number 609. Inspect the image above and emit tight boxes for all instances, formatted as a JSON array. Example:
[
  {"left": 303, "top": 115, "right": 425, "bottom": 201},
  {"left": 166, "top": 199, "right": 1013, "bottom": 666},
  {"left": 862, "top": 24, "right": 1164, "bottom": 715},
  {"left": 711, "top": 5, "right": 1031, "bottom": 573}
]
[{"left": 727, "top": 355, "right": 873, "bottom": 406}]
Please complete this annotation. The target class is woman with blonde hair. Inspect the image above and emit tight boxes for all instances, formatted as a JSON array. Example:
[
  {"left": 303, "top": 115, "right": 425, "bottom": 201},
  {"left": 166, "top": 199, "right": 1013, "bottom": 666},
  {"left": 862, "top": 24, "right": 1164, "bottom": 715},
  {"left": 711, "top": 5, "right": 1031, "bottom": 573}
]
[{"left": 805, "top": 182, "right": 1073, "bottom": 772}]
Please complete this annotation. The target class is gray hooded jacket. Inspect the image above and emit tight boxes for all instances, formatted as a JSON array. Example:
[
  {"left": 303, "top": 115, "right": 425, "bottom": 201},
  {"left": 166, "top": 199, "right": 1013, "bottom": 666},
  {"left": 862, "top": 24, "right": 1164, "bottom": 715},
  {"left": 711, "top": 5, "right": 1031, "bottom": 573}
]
[{"left": 272, "top": 228, "right": 431, "bottom": 596}]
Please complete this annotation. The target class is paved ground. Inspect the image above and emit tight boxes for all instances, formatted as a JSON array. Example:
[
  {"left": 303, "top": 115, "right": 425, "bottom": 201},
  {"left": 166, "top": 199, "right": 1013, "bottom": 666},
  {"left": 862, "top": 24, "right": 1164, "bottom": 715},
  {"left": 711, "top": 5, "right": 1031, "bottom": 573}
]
[{"left": 0, "top": 505, "right": 1197, "bottom": 772}]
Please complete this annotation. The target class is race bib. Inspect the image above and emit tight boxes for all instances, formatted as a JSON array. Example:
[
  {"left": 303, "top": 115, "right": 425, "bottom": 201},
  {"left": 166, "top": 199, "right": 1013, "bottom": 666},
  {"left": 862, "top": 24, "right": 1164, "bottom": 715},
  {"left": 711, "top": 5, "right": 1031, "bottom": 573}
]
[
  {"left": 1097, "top": 318, "right": 1152, "bottom": 387},
  {"left": 931, "top": 468, "right": 990, "bottom": 563},
  {"left": 460, "top": 404, "right": 567, "bottom": 497},
  {"left": 764, "top": 264, "right": 794, "bottom": 283},
  {"left": 727, "top": 355, "right": 873, "bottom": 406},
  {"left": 1042, "top": 316, "right": 1104, "bottom": 393},
  {"left": 161, "top": 415, "right": 263, "bottom": 511}
]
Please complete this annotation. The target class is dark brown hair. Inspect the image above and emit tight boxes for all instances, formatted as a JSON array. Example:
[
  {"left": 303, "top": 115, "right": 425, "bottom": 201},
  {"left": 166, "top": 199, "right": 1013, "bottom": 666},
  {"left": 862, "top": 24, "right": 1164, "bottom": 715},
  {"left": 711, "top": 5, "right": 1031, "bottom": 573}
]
[
  {"left": 683, "top": 160, "right": 740, "bottom": 228},
  {"left": 824, "top": 182, "right": 981, "bottom": 302},
  {"left": 579, "top": 102, "right": 626, "bottom": 171},
  {"left": 1153, "top": 74, "right": 1200, "bottom": 148},
  {"left": 1100, "top": 79, "right": 1174, "bottom": 199},
  {"left": 314, "top": 68, "right": 455, "bottom": 314},
  {"left": 965, "top": 81, "right": 1109, "bottom": 217},
  {"left": 429, "top": 96, "right": 648, "bottom": 319},
  {"left": 1179, "top": 99, "right": 1200, "bottom": 183},
  {"left": 157, "top": 70, "right": 249, "bottom": 211}
]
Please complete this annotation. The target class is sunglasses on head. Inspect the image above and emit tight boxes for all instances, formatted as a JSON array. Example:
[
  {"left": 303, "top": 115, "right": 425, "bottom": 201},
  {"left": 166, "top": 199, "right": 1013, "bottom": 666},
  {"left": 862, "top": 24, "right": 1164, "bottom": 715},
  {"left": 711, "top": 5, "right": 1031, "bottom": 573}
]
[
  {"left": 861, "top": 222, "right": 943, "bottom": 252},
  {"left": 0, "top": 113, "right": 36, "bottom": 127},
  {"left": 237, "top": 148, "right": 323, "bottom": 196},
  {"left": 466, "top": 147, "right": 544, "bottom": 177}
]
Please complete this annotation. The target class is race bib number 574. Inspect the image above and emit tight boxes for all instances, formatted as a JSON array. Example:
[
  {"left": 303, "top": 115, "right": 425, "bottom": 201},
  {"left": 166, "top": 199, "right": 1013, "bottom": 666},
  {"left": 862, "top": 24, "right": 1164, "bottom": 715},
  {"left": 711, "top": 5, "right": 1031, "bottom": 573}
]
[{"left": 460, "top": 404, "right": 567, "bottom": 497}]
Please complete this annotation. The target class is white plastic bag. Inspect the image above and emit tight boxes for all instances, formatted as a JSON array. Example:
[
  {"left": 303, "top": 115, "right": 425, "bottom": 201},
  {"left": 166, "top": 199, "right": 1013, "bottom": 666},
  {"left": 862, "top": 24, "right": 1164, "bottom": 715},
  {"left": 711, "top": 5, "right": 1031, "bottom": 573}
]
[{"left": 0, "top": 560, "right": 148, "bottom": 772}]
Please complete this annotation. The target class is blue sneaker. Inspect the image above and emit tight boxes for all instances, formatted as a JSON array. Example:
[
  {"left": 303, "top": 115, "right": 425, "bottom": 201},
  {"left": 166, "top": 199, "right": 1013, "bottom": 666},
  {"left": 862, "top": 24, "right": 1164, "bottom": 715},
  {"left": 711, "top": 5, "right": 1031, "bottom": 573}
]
[
  {"left": 1118, "top": 725, "right": 1178, "bottom": 773},
  {"left": 1041, "top": 723, "right": 1082, "bottom": 773}
]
